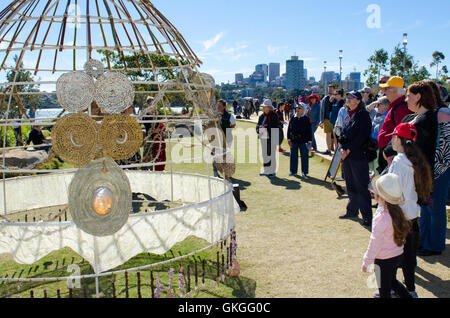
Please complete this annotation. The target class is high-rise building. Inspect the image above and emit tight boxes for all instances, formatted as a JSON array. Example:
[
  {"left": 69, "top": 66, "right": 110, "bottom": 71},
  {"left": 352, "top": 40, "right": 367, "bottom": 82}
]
[
  {"left": 250, "top": 71, "right": 265, "bottom": 83},
  {"left": 343, "top": 72, "right": 363, "bottom": 91},
  {"left": 320, "top": 71, "right": 338, "bottom": 85},
  {"left": 255, "top": 64, "right": 268, "bottom": 82},
  {"left": 286, "top": 56, "right": 306, "bottom": 91},
  {"left": 349, "top": 72, "right": 361, "bottom": 83},
  {"left": 235, "top": 73, "right": 244, "bottom": 85},
  {"left": 268, "top": 63, "right": 280, "bottom": 83}
]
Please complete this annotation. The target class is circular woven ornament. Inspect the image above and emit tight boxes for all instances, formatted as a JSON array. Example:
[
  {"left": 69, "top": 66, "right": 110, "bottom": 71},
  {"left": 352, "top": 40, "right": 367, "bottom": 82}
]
[
  {"left": 52, "top": 113, "right": 99, "bottom": 167},
  {"left": 94, "top": 72, "right": 135, "bottom": 114},
  {"left": 100, "top": 114, "right": 143, "bottom": 160},
  {"left": 84, "top": 59, "right": 105, "bottom": 79},
  {"left": 56, "top": 71, "right": 95, "bottom": 113},
  {"left": 68, "top": 158, "right": 131, "bottom": 236}
]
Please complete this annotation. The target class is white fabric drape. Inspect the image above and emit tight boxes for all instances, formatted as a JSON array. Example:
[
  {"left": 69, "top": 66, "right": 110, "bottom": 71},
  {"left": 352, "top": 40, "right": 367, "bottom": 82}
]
[{"left": 0, "top": 172, "right": 238, "bottom": 273}]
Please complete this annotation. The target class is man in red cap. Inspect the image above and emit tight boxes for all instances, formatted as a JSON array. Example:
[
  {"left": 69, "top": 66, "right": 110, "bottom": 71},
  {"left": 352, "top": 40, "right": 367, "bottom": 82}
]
[{"left": 377, "top": 76, "right": 411, "bottom": 173}]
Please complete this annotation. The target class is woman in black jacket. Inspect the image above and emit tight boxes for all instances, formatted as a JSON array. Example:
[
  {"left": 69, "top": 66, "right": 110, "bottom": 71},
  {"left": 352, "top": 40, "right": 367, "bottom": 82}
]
[
  {"left": 338, "top": 91, "right": 373, "bottom": 227},
  {"left": 288, "top": 103, "right": 312, "bottom": 177},
  {"left": 257, "top": 99, "right": 281, "bottom": 177}
]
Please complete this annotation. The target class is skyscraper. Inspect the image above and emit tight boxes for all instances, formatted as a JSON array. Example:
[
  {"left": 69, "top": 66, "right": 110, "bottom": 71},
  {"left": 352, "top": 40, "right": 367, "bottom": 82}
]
[
  {"left": 286, "top": 56, "right": 305, "bottom": 91},
  {"left": 235, "top": 73, "right": 244, "bottom": 85},
  {"left": 269, "top": 63, "right": 280, "bottom": 83},
  {"left": 255, "top": 64, "right": 268, "bottom": 82}
]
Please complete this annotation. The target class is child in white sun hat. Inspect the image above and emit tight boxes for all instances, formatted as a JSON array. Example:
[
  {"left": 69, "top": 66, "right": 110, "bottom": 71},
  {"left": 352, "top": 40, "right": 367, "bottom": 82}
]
[{"left": 362, "top": 173, "right": 412, "bottom": 298}]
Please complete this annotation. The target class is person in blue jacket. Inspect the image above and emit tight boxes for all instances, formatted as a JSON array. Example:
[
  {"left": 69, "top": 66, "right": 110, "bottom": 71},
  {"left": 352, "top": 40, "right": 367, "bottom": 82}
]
[{"left": 338, "top": 90, "right": 373, "bottom": 228}]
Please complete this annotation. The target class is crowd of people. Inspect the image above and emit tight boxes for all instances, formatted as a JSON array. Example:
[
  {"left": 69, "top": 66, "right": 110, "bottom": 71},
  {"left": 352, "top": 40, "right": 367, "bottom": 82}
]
[{"left": 226, "top": 76, "right": 449, "bottom": 298}]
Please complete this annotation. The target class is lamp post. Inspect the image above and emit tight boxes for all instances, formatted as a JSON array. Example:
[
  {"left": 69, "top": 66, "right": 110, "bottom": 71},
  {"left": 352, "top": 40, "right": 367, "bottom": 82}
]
[
  {"left": 339, "top": 50, "right": 343, "bottom": 88},
  {"left": 323, "top": 61, "right": 327, "bottom": 95},
  {"left": 402, "top": 33, "right": 408, "bottom": 79}
]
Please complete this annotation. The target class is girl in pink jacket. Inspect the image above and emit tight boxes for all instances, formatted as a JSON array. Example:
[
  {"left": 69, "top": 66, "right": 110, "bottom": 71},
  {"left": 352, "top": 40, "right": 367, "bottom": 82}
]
[{"left": 362, "top": 173, "right": 412, "bottom": 298}]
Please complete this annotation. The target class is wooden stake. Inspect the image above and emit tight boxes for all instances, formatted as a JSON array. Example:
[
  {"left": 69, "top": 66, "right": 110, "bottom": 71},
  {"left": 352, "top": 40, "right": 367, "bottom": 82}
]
[
  {"left": 150, "top": 271, "right": 154, "bottom": 298},
  {"left": 125, "top": 271, "right": 129, "bottom": 298},
  {"left": 137, "top": 272, "right": 141, "bottom": 298}
]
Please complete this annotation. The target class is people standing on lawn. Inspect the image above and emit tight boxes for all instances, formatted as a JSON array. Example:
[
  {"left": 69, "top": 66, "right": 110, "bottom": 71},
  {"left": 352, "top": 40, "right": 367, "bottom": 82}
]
[
  {"left": 362, "top": 173, "right": 412, "bottom": 299},
  {"left": 377, "top": 76, "right": 411, "bottom": 174},
  {"left": 275, "top": 103, "right": 287, "bottom": 153},
  {"left": 254, "top": 99, "right": 260, "bottom": 117},
  {"left": 369, "top": 97, "right": 391, "bottom": 174},
  {"left": 257, "top": 99, "right": 280, "bottom": 178},
  {"left": 320, "top": 85, "right": 336, "bottom": 155},
  {"left": 420, "top": 93, "right": 449, "bottom": 256},
  {"left": 387, "top": 123, "right": 433, "bottom": 298},
  {"left": 330, "top": 89, "right": 345, "bottom": 152},
  {"left": 288, "top": 103, "right": 312, "bottom": 177},
  {"left": 306, "top": 93, "right": 321, "bottom": 152},
  {"left": 337, "top": 90, "right": 373, "bottom": 228},
  {"left": 213, "top": 99, "right": 236, "bottom": 178}
]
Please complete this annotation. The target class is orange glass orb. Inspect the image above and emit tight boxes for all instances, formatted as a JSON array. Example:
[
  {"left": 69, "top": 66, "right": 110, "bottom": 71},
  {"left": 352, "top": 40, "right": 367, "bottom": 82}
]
[{"left": 92, "top": 188, "right": 113, "bottom": 215}]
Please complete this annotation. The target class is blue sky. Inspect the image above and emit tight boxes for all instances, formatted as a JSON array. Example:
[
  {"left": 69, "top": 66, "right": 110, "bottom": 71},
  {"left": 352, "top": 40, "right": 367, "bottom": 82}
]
[{"left": 152, "top": 0, "right": 450, "bottom": 84}]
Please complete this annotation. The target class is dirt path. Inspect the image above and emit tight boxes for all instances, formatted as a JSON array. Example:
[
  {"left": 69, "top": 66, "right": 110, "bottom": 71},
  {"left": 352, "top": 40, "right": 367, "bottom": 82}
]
[{"left": 232, "top": 121, "right": 449, "bottom": 298}]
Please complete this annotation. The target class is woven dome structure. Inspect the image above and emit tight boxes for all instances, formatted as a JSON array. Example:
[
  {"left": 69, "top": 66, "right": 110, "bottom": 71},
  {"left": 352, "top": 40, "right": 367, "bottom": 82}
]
[{"left": 0, "top": 1, "right": 238, "bottom": 298}]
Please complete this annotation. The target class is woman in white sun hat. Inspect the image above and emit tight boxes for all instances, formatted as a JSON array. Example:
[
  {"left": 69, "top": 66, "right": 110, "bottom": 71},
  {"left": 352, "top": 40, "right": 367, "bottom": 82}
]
[{"left": 362, "top": 173, "right": 412, "bottom": 298}]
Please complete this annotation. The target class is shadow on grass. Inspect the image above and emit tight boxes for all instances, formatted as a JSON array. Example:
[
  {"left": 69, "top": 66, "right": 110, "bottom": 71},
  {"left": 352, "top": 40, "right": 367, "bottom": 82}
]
[
  {"left": 299, "top": 176, "right": 333, "bottom": 190},
  {"left": 132, "top": 193, "right": 171, "bottom": 213},
  {"left": 415, "top": 239, "right": 450, "bottom": 298},
  {"left": 0, "top": 243, "right": 257, "bottom": 298},
  {"left": 229, "top": 177, "right": 252, "bottom": 191},
  {"left": 269, "top": 176, "right": 301, "bottom": 190}
]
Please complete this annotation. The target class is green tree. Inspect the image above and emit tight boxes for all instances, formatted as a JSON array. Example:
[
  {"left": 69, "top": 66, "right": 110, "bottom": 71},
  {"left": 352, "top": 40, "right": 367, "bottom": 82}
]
[
  {"left": 390, "top": 45, "right": 414, "bottom": 79},
  {"left": 441, "top": 65, "right": 448, "bottom": 82},
  {"left": 407, "top": 65, "right": 431, "bottom": 85},
  {"left": 363, "top": 49, "right": 389, "bottom": 87},
  {"left": 97, "top": 50, "right": 188, "bottom": 109},
  {"left": 2, "top": 55, "right": 40, "bottom": 116},
  {"left": 430, "top": 51, "right": 445, "bottom": 80}
]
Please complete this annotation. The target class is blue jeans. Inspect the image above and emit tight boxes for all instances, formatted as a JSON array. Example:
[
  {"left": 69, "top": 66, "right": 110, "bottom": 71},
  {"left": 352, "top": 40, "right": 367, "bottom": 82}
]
[
  {"left": 290, "top": 143, "right": 309, "bottom": 175},
  {"left": 420, "top": 168, "right": 450, "bottom": 252},
  {"left": 311, "top": 124, "right": 318, "bottom": 150}
]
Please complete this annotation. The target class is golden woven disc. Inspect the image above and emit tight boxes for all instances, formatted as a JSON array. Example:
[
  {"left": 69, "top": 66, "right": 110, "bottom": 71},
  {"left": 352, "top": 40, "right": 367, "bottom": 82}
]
[
  {"left": 52, "top": 113, "right": 99, "bottom": 167},
  {"left": 100, "top": 114, "right": 143, "bottom": 160}
]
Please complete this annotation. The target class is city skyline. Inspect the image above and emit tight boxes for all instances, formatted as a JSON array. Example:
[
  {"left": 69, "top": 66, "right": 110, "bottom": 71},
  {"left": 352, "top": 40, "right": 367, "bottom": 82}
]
[{"left": 152, "top": 0, "right": 450, "bottom": 86}]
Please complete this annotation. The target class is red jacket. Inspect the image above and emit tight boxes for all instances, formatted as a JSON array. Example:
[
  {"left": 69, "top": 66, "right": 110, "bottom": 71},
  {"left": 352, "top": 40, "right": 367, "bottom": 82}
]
[{"left": 377, "top": 96, "right": 411, "bottom": 149}]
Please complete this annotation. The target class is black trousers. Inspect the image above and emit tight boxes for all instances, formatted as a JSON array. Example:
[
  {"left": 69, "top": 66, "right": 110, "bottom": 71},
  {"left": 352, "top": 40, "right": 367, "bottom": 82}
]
[
  {"left": 401, "top": 218, "right": 420, "bottom": 292},
  {"left": 342, "top": 158, "right": 372, "bottom": 222},
  {"left": 375, "top": 255, "right": 412, "bottom": 298}
]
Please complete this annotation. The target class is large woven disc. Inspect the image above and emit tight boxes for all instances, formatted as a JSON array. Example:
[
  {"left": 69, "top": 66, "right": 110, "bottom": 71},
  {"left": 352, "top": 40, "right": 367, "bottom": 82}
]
[
  {"left": 100, "top": 114, "right": 143, "bottom": 160},
  {"left": 52, "top": 113, "right": 99, "bottom": 167},
  {"left": 56, "top": 71, "right": 95, "bottom": 113},
  {"left": 94, "top": 72, "right": 135, "bottom": 114},
  {"left": 68, "top": 158, "right": 131, "bottom": 236}
]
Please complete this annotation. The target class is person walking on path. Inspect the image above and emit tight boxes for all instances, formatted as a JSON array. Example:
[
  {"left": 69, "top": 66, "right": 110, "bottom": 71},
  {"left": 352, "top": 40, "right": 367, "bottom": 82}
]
[
  {"left": 320, "top": 85, "right": 336, "bottom": 155},
  {"left": 338, "top": 90, "right": 373, "bottom": 227},
  {"left": 362, "top": 173, "right": 412, "bottom": 299},
  {"left": 288, "top": 103, "right": 312, "bottom": 177},
  {"left": 307, "top": 93, "right": 321, "bottom": 152},
  {"left": 377, "top": 76, "right": 411, "bottom": 173},
  {"left": 387, "top": 123, "right": 433, "bottom": 297},
  {"left": 256, "top": 99, "right": 280, "bottom": 178}
]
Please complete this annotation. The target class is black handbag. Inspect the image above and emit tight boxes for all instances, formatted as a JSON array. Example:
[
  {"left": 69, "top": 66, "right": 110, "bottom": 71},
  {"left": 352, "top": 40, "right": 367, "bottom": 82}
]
[{"left": 364, "top": 138, "right": 378, "bottom": 162}]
